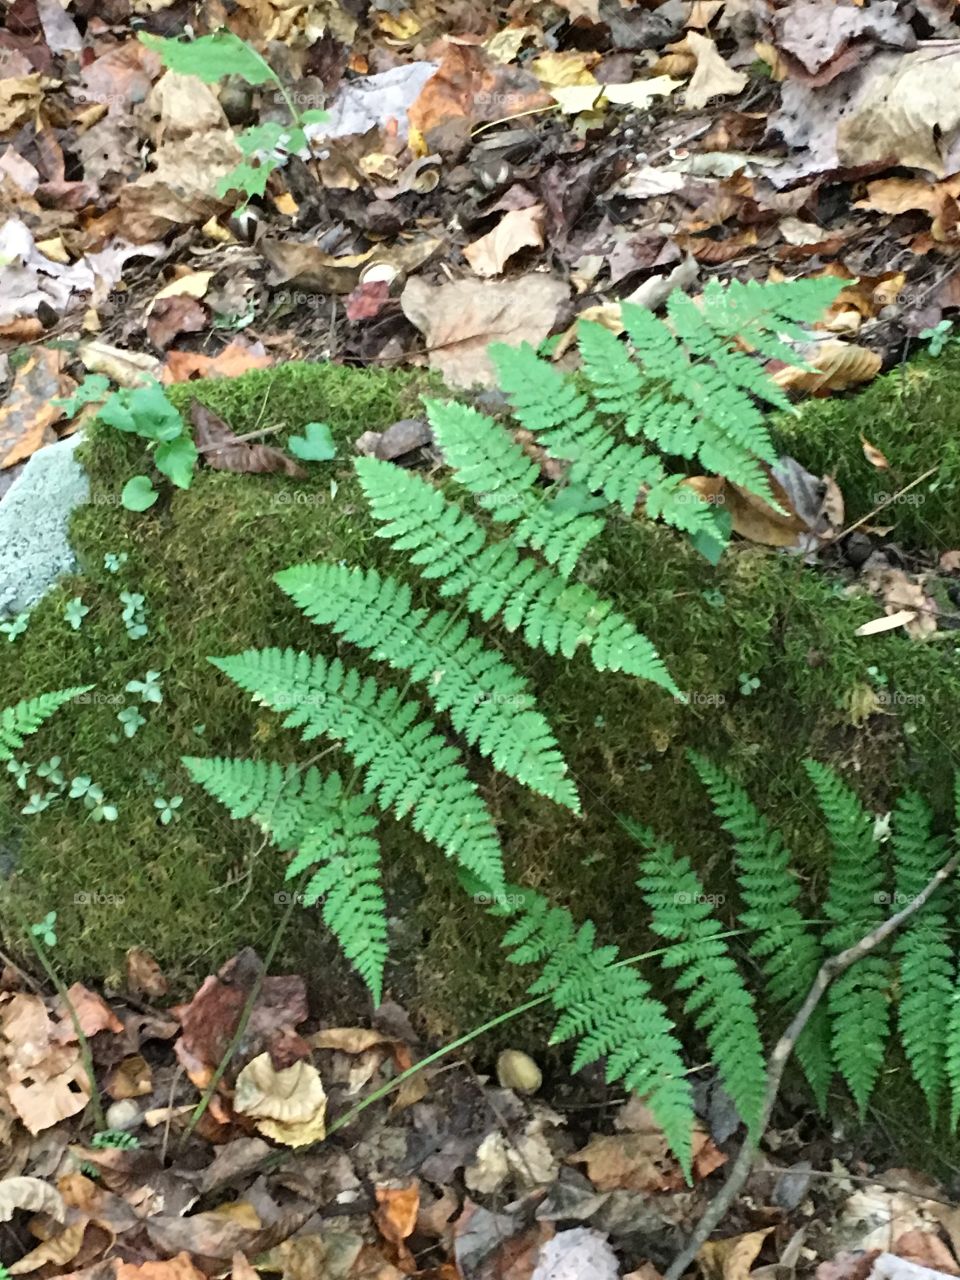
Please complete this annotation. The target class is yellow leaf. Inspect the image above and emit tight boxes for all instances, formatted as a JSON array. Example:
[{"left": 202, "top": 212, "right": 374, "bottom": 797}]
[
  {"left": 233, "top": 1053, "right": 327, "bottom": 1148},
  {"left": 772, "top": 341, "right": 881, "bottom": 394}
]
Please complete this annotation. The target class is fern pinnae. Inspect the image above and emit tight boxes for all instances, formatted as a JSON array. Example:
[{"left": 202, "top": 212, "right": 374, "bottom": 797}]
[
  {"left": 0, "top": 687, "right": 93, "bottom": 761},
  {"left": 210, "top": 647, "right": 506, "bottom": 895},
  {"left": 275, "top": 561, "right": 580, "bottom": 811},
  {"left": 688, "top": 752, "right": 831, "bottom": 1107},
  {"left": 889, "top": 789, "right": 953, "bottom": 1119},
  {"left": 500, "top": 890, "right": 695, "bottom": 1174},
  {"left": 630, "top": 822, "right": 767, "bottom": 1131},
  {"left": 354, "top": 457, "right": 681, "bottom": 697},
  {"left": 945, "top": 774, "right": 960, "bottom": 1128},
  {"left": 805, "top": 759, "right": 891, "bottom": 1114},
  {"left": 182, "top": 758, "right": 388, "bottom": 1001}
]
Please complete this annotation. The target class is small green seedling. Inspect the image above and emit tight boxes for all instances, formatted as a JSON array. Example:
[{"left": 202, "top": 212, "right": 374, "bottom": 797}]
[
  {"left": 154, "top": 795, "right": 183, "bottom": 825},
  {"left": 121, "top": 476, "right": 159, "bottom": 512},
  {"left": 125, "top": 671, "right": 162, "bottom": 705},
  {"left": 64, "top": 597, "right": 90, "bottom": 631},
  {"left": 738, "top": 672, "right": 761, "bottom": 696},
  {"left": 104, "top": 552, "right": 129, "bottom": 573},
  {"left": 120, "top": 592, "right": 148, "bottom": 640},
  {"left": 138, "top": 30, "right": 329, "bottom": 203},
  {"left": 6, "top": 759, "right": 30, "bottom": 789},
  {"left": 91, "top": 1129, "right": 140, "bottom": 1150},
  {"left": 54, "top": 374, "right": 111, "bottom": 417},
  {"left": 0, "top": 611, "right": 30, "bottom": 642},
  {"left": 118, "top": 706, "right": 146, "bottom": 738},
  {"left": 31, "top": 911, "right": 57, "bottom": 948},
  {"left": 919, "top": 318, "right": 954, "bottom": 357},
  {"left": 288, "top": 421, "right": 336, "bottom": 462},
  {"left": 22, "top": 792, "right": 54, "bottom": 815},
  {"left": 98, "top": 379, "right": 198, "bottom": 507},
  {"left": 36, "top": 756, "right": 66, "bottom": 789}
]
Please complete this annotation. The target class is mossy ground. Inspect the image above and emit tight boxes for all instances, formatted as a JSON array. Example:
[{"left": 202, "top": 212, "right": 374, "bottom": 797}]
[{"left": 3, "top": 355, "right": 960, "bottom": 1168}]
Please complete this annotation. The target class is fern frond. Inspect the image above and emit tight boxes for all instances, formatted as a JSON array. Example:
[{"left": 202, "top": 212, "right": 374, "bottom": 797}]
[
  {"left": 806, "top": 759, "right": 891, "bottom": 1113},
  {"left": 355, "top": 458, "right": 680, "bottom": 697},
  {"left": 489, "top": 341, "right": 666, "bottom": 514},
  {"left": 890, "top": 789, "right": 953, "bottom": 1119},
  {"left": 182, "top": 757, "right": 387, "bottom": 1001},
  {"left": 643, "top": 476, "right": 729, "bottom": 540},
  {"left": 630, "top": 823, "right": 767, "bottom": 1131},
  {"left": 501, "top": 890, "right": 694, "bottom": 1173},
  {"left": 0, "top": 687, "right": 93, "bottom": 762},
  {"left": 688, "top": 752, "right": 830, "bottom": 1108},
  {"left": 697, "top": 276, "right": 843, "bottom": 369},
  {"left": 274, "top": 562, "right": 580, "bottom": 811},
  {"left": 209, "top": 648, "right": 505, "bottom": 894},
  {"left": 425, "top": 398, "right": 606, "bottom": 578}
]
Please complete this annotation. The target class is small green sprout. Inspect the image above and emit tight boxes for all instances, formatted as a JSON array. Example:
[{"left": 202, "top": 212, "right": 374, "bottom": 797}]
[
  {"left": 125, "top": 671, "right": 162, "bottom": 705},
  {"left": 90, "top": 1129, "right": 140, "bottom": 1150},
  {"left": 64, "top": 597, "right": 90, "bottom": 631},
  {"left": 36, "top": 756, "right": 66, "bottom": 789},
  {"left": 22, "top": 792, "right": 53, "bottom": 816},
  {"left": 31, "top": 911, "right": 57, "bottom": 947},
  {"left": 154, "top": 795, "right": 183, "bottom": 825},
  {"left": 117, "top": 706, "right": 146, "bottom": 739},
  {"left": 120, "top": 592, "right": 148, "bottom": 640},
  {"left": 6, "top": 759, "right": 30, "bottom": 790},
  {"left": 0, "top": 611, "right": 30, "bottom": 642},
  {"left": 738, "top": 672, "right": 761, "bottom": 696},
  {"left": 104, "top": 552, "right": 129, "bottom": 573}
]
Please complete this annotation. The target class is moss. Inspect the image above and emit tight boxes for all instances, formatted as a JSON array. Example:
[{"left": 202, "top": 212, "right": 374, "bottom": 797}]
[
  {"left": 3, "top": 357, "right": 960, "bottom": 1146},
  {"left": 772, "top": 349, "right": 960, "bottom": 549}
]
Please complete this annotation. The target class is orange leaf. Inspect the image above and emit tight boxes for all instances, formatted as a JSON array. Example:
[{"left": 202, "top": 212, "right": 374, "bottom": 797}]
[{"left": 375, "top": 1181, "right": 420, "bottom": 1247}]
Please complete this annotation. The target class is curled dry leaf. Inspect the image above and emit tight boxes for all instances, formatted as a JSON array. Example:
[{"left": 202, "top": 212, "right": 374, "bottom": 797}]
[
  {"left": 0, "top": 347, "right": 70, "bottom": 469},
  {"left": 771, "top": 342, "right": 882, "bottom": 394},
  {"left": 233, "top": 1053, "right": 327, "bottom": 1148},
  {"left": 375, "top": 1181, "right": 420, "bottom": 1249},
  {"left": 125, "top": 947, "right": 168, "bottom": 999},
  {"left": 0, "top": 1176, "right": 66, "bottom": 1222},
  {"left": 162, "top": 338, "right": 273, "bottom": 383},
  {"left": 463, "top": 206, "right": 545, "bottom": 278},
  {"left": 860, "top": 435, "right": 891, "bottom": 469},
  {"left": 8, "top": 1220, "right": 87, "bottom": 1274},
  {"left": 682, "top": 33, "right": 748, "bottom": 110},
  {"left": 190, "top": 402, "right": 305, "bottom": 478},
  {"left": 699, "top": 1228, "right": 774, "bottom": 1280},
  {"left": 56, "top": 984, "right": 124, "bottom": 1040}
]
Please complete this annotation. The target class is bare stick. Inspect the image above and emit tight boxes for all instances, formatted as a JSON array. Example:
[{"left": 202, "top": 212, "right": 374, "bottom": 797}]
[{"left": 664, "top": 850, "right": 960, "bottom": 1280}]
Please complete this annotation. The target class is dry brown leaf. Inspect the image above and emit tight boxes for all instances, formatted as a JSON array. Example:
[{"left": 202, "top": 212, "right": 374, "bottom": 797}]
[
  {"left": 0, "top": 347, "right": 69, "bottom": 468},
  {"left": 125, "top": 948, "right": 168, "bottom": 999},
  {"left": 146, "top": 1214, "right": 262, "bottom": 1266},
  {"left": 190, "top": 401, "right": 305, "bottom": 478},
  {"left": 147, "top": 296, "right": 208, "bottom": 351},
  {"left": 118, "top": 1254, "right": 211, "bottom": 1280},
  {"left": 79, "top": 341, "right": 160, "bottom": 388},
  {"left": 569, "top": 1124, "right": 723, "bottom": 1192},
  {"left": 463, "top": 206, "right": 545, "bottom": 278},
  {"left": 0, "top": 1176, "right": 66, "bottom": 1222},
  {"left": 855, "top": 609, "right": 919, "bottom": 637},
  {"left": 401, "top": 274, "right": 568, "bottom": 388},
  {"left": 375, "top": 1182, "right": 420, "bottom": 1248},
  {"left": 860, "top": 435, "right": 891, "bottom": 469},
  {"left": 892, "top": 1231, "right": 960, "bottom": 1274},
  {"left": 856, "top": 175, "right": 960, "bottom": 217},
  {"left": 0, "top": 75, "right": 46, "bottom": 133},
  {"left": 683, "top": 33, "right": 748, "bottom": 109},
  {"left": 259, "top": 241, "right": 375, "bottom": 295},
  {"left": 57, "top": 984, "right": 124, "bottom": 1040},
  {"left": 230, "top": 1255, "right": 260, "bottom": 1280},
  {"left": 162, "top": 339, "right": 273, "bottom": 383},
  {"left": 9, "top": 1221, "right": 87, "bottom": 1274},
  {"left": 233, "top": 1054, "right": 327, "bottom": 1148},
  {"left": 771, "top": 342, "right": 881, "bottom": 394},
  {"left": 699, "top": 1228, "right": 773, "bottom": 1280},
  {"left": 409, "top": 43, "right": 552, "bottom": 142},
  {"left": 106, "top": 1055, "right": 152, "bottom": 1101}
]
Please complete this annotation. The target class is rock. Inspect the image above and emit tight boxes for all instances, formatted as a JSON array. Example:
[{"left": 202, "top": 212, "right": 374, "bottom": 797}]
[{"left": 0, "top": 433, "right": 88, "bottom": 618}]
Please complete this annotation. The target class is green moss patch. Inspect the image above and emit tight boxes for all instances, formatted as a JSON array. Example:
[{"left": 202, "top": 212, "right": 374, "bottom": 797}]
[
  {"left": 2, "top": 358, "right": 960, "bottom": 1069},
  {"left": 773, "top": 349, "right": 960, "bottom": 549}
]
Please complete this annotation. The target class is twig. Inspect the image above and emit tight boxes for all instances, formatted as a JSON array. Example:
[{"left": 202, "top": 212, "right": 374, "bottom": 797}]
[
  {"left": 821, "top": 466, "right": 939, "bottom": 547},
  {"left": 664, "top": 849, "right": 960, "bottom": 1280}
]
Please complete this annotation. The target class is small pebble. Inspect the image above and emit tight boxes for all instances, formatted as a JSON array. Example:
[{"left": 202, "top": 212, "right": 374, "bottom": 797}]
[
  {"left": 496, "top": 1049, "right": 542, "bottom": 1094},
  {"left": 105, "top": 1099, "right": 142, "bottom": 1131}
]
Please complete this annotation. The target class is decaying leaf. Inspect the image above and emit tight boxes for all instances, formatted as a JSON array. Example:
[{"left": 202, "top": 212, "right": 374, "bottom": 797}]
[
  {"left": 125, "top": 947, "right": 169, "bottom": 999},
  {"left": 190, "top": 401, "right": 305, "bottom": 478},
  {"left": 0, "top": 347, "right": 69, "bottom": 468},
  {"left": 8, "top": 1221, "right": 87, "bottom": 1274},
  {"left": 233, "top": 1053, "right": 327, "bottom": 1147},
  {"left": 0, "top": 1176, "right": 66, "bottom": 1222},
  {"left": 699, "top": 1228, "right": 774, "bottom": 1280},
  {"left": 163, "top": 339, "right": 273, "bottom": 383},
  {"left": 860, "top": 435, "right": 891, "bottom": 469},
  {"left": 682, "top": 33, "right": 748, "bottom": 110},
  {"left": 401, "top": 274, "right": 568, "bottom": 387},
  {"left": 771, "top": 342, "right": 881, "bottom": 394},
  {"left": 463, "top": 206, "right": 545, "bottom": 278},
  {"left": 375, "top": 1181, "right": 420, "bottom": 1250}
]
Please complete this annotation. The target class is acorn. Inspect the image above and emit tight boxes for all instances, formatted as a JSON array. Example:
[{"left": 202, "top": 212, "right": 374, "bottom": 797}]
[{"left": 496, "top": 1049, "right": 542, "bottom": 1094}]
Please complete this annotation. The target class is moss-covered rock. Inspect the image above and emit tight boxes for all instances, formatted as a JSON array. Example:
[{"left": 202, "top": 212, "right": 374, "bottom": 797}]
[
  {"left": 773, "top": 348, "right": 960, "bottom": 548},
  {"left": 2, "top": 357, "right": 960, "bottom": 1075}
]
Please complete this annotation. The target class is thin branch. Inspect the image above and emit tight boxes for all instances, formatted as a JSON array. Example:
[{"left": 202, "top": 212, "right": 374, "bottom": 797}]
[{"left": 664, "top": 849, "right": 960, "bottom": 1280}]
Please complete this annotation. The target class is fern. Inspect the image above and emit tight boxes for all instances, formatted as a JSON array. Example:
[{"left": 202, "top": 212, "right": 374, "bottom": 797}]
[
  {"left": 355, "top": 457, "right": 681, "bottom": 696},
  {"left": 275, "top": 563, "right": 578, "bottom": 810},
  {"left": 0, "top": 688, "right": 92, "bottom": 763},
  {"left": 209, "top": 647, "right": 505, "bottom": 895},
  {"left": 630, "top": 823, "right": 767, "bottom": 1131},
  {"left": 688, "top": 751, "right": 831, "bottom": 1110},
  {"left": 182, "top": 758, "right": 388, "bottom": 1001},
  {"left": 500, "top": 889, "right": 694, "bottom": 1174},
  {"left": 805, "top": 760, "right": 891, "bottom": 1114},
  {"left": 890, "top": 790, "right": 953, "bottom": 1119}
]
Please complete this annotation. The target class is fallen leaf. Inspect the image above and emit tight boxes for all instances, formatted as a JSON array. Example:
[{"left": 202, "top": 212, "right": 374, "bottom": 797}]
[
  {"left": 683, "top": 34, "right": 748, "bottom": 110},
  {"left": 259, "top": 241, "right": 375, "bottom": 295},
  {"left": 699, "top": 1229, "right": 773, "bottom": 1280},
  {"left": 106, "top": 1055, "right": 152, "bottom": 1100},
  {"left": 233, "top": 1053, "right": 327, "bottom": 1147},
  {"left": 531, "top": 1228, "right": 619, "bottom": 1280},
  {"left": 771, "top": 342, "right": 881, "bottom": 394},
  {"left": 117, "top": 1259, "right": 208, "bottom": 1280},
  {"left": 163, "top": 339, "right": 273, "bottom": 383},
  {"left": 0, "top": 348, "right": 69, "bottom": 468},
  {"left": 79, "top": 341, "right": 160, "bottom": 388},
  {"left": 855, "top": 609, "right": 922, "bottom": 637},
  {"left": 190, "top": 401, "right": 305, "bottom": 477},
  {"left": 0, "top": 75, "right": 45, "bottom": 133},
  {"left": 463, "top": 206, "right": 545, "bottom": 278},
  {"left": 375, "top": 1181, "right": 420, "bottom": 1249},
  {"left": 0, "top": 1176, "right": 66, "bottom": 1221},
  {"left": 9, "top": 1221, "right": 87, "bottom": 1274},
  {"left": 56, "top": 984, "right": 124, "bottom": 1039},
  {"left": 401, "top": 274, "right": 568, "bottom": 387},
  {"left": 147, "top": 296, "right": 208, "bottom": 351},
  {"left": 861, "top": 435, "right": 891, "bottom": 469},
  {"left": 125, "top": 947, "right": 168, "bottom": 999},
  {"left": 150, "top": 270, "right": 214, "bottom": 306},
  {"left": 145, "top": 1213, "right": 261, "bottom": 1268}
]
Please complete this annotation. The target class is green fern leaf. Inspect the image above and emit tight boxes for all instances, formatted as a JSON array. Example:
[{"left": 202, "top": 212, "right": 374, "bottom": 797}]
[
  {"left": 806, "top": 759, "right": 891, "bottom": 1114},
  {"left": 890, "top": 789, "right": 953, "bottom": 1119},
  {"left": 424, "top": 398, "right": 606, "bottom": 578},
  {"left": 630, "top": 822, "right": 767, "bottom": 1131},
  {"left": 688, "top": 752, "right": 831, "bottom": 1109},
  {"left": 210, "top": 647, "right": 506, "bottom": 894},
  {"left": 489, "top": 341, "right": 665, "bottom": 514},
  {"left": 501, "top": 890, "right": 694, "bottom": 1174},
  {"left": 182, "top": 758, "right": 388, "bottom": 1000},
  {"left": 275, "top": 562, "right": 580, "bottom": 811},
  {"left": 354, "top": 457, "right": 680, "bottom": 697},
  {"left": 0, "top": 687, "right": 93, "bottom": 763}
]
